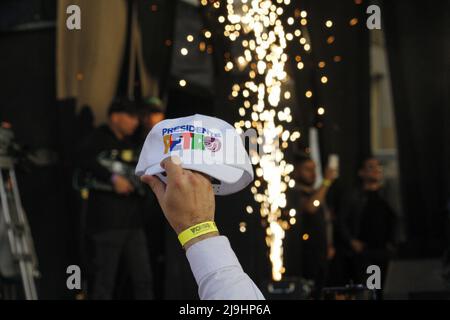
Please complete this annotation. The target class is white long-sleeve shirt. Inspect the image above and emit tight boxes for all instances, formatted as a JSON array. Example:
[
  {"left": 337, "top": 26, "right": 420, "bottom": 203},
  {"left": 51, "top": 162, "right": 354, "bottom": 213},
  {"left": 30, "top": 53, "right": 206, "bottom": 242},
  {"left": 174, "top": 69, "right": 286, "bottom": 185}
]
[{"left": 186, "top": 236, "right": 265, "bottom": 300}]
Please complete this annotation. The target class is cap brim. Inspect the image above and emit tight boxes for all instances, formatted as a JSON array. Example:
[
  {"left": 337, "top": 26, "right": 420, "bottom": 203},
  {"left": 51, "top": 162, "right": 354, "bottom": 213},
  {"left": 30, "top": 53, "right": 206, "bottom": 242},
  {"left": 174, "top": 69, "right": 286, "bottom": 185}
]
[{"left": 143, "top": 162, "right": 244, "bottom": 184}]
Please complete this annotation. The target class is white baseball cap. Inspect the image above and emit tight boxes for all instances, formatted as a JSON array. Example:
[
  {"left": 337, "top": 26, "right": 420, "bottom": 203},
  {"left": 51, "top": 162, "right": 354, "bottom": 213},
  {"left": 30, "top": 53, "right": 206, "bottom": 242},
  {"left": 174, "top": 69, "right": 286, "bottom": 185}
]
[{"left": 135, "top": 114, "right": 254, "bottom": 195}]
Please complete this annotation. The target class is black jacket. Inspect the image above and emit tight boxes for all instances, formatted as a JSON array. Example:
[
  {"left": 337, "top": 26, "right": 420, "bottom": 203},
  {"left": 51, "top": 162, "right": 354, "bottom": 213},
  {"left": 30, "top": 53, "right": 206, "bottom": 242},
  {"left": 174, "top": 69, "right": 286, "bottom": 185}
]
[
  {"left": 77, "top": 125, "right": 144, "bottom": 233},
  {"left": 337, "top": 188, "right": 396, "bottom": 256}
]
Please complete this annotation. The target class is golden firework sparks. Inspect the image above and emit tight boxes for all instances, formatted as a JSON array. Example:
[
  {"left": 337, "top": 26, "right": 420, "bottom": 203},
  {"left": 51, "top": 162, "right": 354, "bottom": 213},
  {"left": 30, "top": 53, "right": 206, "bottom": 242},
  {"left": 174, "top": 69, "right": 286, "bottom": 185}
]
[{"left": 219, "top": 0, "right": 304, "bottom": 281}]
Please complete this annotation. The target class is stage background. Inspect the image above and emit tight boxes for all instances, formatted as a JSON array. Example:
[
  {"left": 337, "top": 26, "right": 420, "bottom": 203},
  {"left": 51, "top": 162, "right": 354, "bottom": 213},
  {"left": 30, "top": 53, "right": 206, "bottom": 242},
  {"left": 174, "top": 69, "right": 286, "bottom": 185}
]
[{"left": 0, "top": 0, "right": 449, "bottom": 299}]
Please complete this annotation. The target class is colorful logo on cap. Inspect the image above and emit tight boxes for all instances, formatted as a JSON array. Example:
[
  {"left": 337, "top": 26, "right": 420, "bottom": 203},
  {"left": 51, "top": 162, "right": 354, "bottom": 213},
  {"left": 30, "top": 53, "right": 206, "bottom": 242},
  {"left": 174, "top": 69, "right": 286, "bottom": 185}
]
[
  {"left": 204, "top": 136, "right": 221, "bottom": 152},
  {"left": 162, "top": 125, "right": 222, "bottom": 154}
]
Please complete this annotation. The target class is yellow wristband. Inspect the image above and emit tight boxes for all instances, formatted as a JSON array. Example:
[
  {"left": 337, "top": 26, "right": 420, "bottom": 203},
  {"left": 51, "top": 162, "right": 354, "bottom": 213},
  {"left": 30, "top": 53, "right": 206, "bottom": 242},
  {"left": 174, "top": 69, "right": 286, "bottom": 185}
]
[{"left": 178, "top": 221, "right": 218, "bottom": 247}]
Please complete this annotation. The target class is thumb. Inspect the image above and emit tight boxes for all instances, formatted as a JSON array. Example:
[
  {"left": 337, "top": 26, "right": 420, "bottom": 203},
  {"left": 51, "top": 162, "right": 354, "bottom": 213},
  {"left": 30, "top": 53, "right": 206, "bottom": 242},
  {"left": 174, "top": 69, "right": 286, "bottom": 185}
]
[{"left": 141, "top": 175, "right": 165, "bottom": 202}]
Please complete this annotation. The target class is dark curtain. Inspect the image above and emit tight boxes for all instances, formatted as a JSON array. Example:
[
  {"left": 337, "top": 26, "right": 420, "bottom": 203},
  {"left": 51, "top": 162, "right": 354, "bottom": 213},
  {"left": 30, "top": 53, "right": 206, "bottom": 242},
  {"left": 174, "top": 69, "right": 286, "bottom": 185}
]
[
  {"left": 384, "top": 0, "right": 450, "bottom": 255},
  {"left": 288, "top": 0, "right": 371, "bottom": 192},
  {"left": 0, "top": 0, "right": 55, "bottom": 31},
  {"left": 138, "top": 0, "right": 177, "bottom": 98},
  {"left": 0, "top": 27, "right": 72, "bottom": 299},
  {"left": 118, "top": 0, "right": 177, "bottom": 100}
]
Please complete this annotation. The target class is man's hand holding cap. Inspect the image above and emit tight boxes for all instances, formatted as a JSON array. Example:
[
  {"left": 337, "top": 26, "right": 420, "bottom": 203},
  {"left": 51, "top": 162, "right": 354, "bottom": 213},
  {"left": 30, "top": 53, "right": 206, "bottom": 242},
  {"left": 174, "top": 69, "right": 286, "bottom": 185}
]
[{"left": 141, "top": 156, "right": 218, "bottom": 249}]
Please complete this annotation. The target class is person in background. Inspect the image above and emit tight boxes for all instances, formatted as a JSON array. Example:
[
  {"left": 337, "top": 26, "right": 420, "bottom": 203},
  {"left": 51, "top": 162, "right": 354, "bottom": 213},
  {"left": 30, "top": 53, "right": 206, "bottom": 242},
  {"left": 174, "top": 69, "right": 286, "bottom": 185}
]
[
  {"left": 133, "top": 96, "right": 165, "bottom": 145},
  {"left": 77, "top": 98, "right": 153, "bottom": 299},
  {"left": 288, "top": 153, "right": 337, "bottom": 298},
  {"left": 132, "top": 96, "right": 166, "bottom": 297},
  {"left": 337, "top": 157, "right": 397, "bottom": 290}
]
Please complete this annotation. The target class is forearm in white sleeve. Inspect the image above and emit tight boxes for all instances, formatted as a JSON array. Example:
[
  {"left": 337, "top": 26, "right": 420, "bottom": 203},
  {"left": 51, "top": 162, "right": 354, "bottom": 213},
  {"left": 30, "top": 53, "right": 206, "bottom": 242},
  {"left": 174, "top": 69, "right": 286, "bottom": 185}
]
[{"left": 186, "top": 235, "right": 265, "bottom": 300}]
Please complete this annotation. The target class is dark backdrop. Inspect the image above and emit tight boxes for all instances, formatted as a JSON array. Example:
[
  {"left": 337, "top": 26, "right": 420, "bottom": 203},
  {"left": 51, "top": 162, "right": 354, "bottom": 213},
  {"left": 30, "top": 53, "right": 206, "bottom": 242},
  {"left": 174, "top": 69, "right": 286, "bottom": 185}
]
[
  {"left": 0, "top": 26, "right": 72, "bottom": 299},
  {"left": 383, "top": 0, "right": 450, "bottom": 256},
  {"left": 1, "top": 0, "right": 448, "bottom": 300}
]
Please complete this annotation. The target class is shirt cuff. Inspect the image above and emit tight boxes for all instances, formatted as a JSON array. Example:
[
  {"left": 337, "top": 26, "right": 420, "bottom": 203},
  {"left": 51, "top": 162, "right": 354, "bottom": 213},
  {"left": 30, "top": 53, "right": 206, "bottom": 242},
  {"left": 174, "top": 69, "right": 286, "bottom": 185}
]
[{"left": 186, "top": 235, "right": 242, "bottom": 283}]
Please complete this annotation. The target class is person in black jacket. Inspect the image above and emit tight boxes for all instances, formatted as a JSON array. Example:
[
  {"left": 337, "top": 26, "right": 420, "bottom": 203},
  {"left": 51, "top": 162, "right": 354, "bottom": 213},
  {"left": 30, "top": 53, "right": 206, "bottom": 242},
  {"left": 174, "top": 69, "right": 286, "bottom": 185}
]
[
  {"left": 337, "top": 157, "right": 396, "bottom": 288},
  {"left": 284, "top": 154, "right": 337, "bottom": 298},
  {"left": 77, "top": 98, "right": 153, "bottom": 299}
]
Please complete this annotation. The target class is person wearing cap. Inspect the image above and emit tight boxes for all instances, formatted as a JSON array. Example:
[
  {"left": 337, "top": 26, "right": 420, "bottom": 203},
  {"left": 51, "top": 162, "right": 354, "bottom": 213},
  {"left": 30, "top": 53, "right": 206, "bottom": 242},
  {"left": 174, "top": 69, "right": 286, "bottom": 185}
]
[
  {"left": 133, "top": 96, "right": 165, "bottom": 145},
  {"left": 131, "top": 96, "right": 166, "bottom": 295},
  {"left": 136, "top": 114, "right": 264, "bottom": 300},
  {"left": 77, "top": 97, "right": 153, "bottom": 299},
  {"left": 284, "top": 153, "right": 337, "bottom": 299}
]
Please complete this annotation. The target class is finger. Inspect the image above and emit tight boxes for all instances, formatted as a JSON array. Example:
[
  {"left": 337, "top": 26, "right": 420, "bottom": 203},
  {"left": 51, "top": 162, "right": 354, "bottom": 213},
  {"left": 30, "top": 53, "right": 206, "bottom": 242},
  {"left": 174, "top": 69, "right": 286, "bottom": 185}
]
[
  {"left": 197, "top": 174, "right": 212, "bottom": 187},
  {"left": 141, "top": 175, "right": 165, "bottom": 201},
  {"left": 183, "top": 169, "right": 194, "bottom": 177},
  {"left": 189, "top": 170, "right": 213, "bottom": 185},
  {"left": 197, "top": 172, "right": 212, "bottom": 182},
  {"left": 161, "top": 156, "right": 184, "bottom": 185}
]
